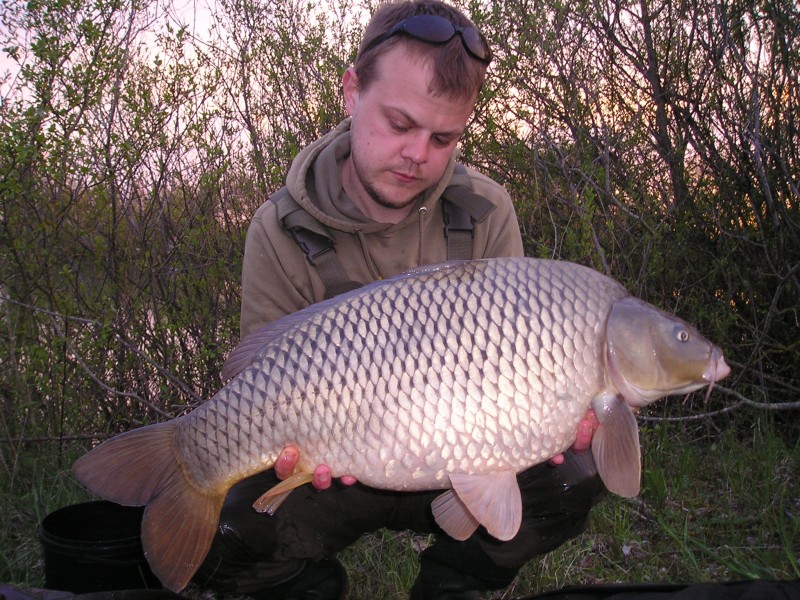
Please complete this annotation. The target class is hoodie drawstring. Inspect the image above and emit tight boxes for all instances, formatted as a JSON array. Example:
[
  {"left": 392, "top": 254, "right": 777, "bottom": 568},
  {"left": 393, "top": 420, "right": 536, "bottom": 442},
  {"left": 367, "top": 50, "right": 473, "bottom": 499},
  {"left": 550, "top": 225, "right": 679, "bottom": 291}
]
[
  {"left": 354, "top": 206, "right": 430, "bottom": 281},
  {"left": 356, "top": 230, "right": 383, "bottom": 281},
  {"left": 417, "top": 206, "right": 428, "bottom": 265}
]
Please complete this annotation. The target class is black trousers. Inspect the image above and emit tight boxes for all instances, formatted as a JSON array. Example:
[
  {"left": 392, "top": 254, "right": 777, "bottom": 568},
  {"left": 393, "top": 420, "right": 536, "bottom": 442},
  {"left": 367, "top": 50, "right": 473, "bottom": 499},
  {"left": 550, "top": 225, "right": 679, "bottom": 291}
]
[{"left": 194, "top": 450, "right": 605, "bottom": 596}]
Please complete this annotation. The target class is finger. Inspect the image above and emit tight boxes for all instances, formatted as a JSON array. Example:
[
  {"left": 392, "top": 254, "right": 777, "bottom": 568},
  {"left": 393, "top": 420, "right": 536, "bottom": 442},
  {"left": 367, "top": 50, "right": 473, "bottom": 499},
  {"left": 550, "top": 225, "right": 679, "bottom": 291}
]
[
  {"left": 572, "top": 419, "right": 594, "bottom": 452},
  {"left": 339, "top": 475, "right": 357, "bottom": 486},
  {"left": 548, "top": 454, "right": 566, "bottom": 466},
  {"left": 275, "top": 446, "right": 300, "bottom": 480},
  {"left": 312, "top": 464, "right": 332, "bottom": 490}
]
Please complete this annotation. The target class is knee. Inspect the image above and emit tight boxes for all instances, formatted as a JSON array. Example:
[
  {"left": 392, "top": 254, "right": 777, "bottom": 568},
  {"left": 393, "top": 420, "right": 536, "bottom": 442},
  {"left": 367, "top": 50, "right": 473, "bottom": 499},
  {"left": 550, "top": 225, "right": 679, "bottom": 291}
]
[
  {"left": 518, "top": 451, "right": 606, "bottom": 513},
  {"left": 412, "top": 541, "right": 520, "bottom": 599}
]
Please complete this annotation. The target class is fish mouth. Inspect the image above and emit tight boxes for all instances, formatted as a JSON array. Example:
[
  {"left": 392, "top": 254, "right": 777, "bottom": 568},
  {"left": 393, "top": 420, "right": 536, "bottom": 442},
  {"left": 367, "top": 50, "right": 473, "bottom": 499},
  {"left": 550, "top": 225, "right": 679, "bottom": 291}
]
[
  {"left": 702, "top": 348, "right": 731, "bottom": 402},
  {"left": 654, "top": 348, "right": 731, "bottom": 399},
  {"left": 607, "top": 345, "right": 731, "bottom": 408},
  {"left": 703, "top": 348, "right": 731, "bottom": 384}
]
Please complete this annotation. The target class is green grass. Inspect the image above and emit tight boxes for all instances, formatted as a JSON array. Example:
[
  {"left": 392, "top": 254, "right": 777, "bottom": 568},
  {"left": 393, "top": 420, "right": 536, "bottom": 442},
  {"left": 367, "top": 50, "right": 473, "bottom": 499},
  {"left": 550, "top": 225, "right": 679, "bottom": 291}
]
[
  {"left": 341, "top": 420, "right": 800, "bottom": 599},
  {"left": 503, "top": 420, "right": 800, "bottom": 598},
  {"left": 0, "top": 445, "right": 91, "bottom": 588},
  {"left": 2, "top": 419, "right": 798, "bottom": 599}
]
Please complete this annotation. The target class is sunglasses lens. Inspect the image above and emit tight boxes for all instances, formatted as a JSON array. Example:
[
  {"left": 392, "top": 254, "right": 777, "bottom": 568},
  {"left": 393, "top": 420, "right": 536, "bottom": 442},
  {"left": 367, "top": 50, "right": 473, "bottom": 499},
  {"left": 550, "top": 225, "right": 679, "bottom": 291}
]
[
  {"left": 364, "top": 14, "right": 490, "bottom": 64},
  {"left": 459, "top": 27, "right": 488, "bottom": 61},
  {"left": 404, "top": 15, "right": 457, "bottom": 43}
]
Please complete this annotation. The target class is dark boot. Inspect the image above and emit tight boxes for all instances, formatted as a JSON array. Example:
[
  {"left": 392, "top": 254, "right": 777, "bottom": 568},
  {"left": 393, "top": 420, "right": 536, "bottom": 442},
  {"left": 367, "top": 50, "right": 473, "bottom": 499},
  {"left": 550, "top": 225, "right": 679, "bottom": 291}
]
[
  {"left": 409, "top": 557, "right": 499, "bottom": 600},
  {"left": 249, "top": 558, "right": 348, "bottom": 600}
]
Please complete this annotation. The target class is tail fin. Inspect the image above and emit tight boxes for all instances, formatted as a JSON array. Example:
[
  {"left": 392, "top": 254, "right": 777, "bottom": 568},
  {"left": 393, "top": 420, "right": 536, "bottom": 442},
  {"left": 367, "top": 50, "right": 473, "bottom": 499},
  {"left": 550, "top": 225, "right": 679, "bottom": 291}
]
[{"left": 73, "top": 421, "right": 226, "bottom": 592}]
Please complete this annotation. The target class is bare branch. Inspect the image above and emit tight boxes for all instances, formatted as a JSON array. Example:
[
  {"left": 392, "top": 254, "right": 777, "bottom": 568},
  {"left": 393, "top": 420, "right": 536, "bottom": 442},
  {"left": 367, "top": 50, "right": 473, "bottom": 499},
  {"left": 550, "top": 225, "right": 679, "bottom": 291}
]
[
  {"left": 640, "top": 385, "right": 800, "bottom": 423},
  {"left": 3, "top": 296, "right": 202, "bottom": 407}
]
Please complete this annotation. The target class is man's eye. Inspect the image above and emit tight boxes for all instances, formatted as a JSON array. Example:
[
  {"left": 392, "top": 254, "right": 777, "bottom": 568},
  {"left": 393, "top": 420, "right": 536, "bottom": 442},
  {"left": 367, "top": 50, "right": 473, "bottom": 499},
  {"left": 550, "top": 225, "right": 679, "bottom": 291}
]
[{"left": 390, "top": 121, "right": 409, "bottom": 132}]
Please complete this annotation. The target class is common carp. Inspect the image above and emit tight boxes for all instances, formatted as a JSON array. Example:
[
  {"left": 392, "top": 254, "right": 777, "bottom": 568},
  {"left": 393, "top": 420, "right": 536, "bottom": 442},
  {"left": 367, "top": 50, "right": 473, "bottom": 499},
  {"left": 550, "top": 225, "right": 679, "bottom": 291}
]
[{"left": 73, "top": 257, "right": 730, "bottom": 591}]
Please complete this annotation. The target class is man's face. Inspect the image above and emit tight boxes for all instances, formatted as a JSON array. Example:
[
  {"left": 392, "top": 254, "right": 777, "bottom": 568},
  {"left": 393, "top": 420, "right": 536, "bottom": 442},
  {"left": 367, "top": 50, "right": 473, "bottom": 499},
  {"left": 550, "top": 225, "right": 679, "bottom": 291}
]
[{"left": 342, "top": 45, "right": 477, "bottom": 222}]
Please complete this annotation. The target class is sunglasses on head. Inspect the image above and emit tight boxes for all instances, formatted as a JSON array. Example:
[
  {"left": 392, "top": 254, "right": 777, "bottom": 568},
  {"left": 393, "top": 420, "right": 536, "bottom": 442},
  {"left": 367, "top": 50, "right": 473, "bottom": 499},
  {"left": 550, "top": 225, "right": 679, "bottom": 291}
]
[{"left": 361, "top": 14, "right": 492, "bottom": 64}]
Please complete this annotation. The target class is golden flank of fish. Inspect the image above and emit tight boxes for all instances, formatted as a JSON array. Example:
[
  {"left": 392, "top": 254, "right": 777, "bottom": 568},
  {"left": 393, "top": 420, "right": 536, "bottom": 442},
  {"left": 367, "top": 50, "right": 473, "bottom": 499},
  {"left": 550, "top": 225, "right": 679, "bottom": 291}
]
[{"left": 73, "top": 258, "right": 730, "bottom": 591}]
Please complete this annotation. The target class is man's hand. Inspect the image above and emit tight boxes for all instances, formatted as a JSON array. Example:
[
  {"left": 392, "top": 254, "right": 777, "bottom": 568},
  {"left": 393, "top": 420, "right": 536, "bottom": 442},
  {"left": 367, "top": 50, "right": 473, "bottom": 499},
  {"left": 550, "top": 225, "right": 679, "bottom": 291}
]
[
  {"left": 275, "top": 445, "right": 357, "bottom": 490},
  {"left": 548, "top": 409, "right": 599, "bottom": 466}
]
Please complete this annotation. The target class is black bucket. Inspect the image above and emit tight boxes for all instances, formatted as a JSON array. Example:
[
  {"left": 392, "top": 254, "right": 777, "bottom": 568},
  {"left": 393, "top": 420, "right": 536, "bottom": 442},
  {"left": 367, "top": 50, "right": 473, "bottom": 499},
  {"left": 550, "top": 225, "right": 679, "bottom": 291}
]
[{"left": 38, "top": 500, "right": 165, "bottom": 594}]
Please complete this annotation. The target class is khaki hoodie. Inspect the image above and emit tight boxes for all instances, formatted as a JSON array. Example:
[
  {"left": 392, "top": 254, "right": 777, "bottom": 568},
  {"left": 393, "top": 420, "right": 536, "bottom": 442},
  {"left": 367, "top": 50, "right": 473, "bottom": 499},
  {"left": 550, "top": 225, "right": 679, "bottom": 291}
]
[{"left": 239, "top": 118, "right": 524, "bottom": 338}]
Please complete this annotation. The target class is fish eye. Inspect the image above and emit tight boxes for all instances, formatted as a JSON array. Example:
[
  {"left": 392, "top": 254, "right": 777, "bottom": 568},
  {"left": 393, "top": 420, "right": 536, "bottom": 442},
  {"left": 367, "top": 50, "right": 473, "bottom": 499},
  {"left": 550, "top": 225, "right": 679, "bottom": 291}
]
[{"left": 675, "top": 327, "right": 690, "bottom": 343}]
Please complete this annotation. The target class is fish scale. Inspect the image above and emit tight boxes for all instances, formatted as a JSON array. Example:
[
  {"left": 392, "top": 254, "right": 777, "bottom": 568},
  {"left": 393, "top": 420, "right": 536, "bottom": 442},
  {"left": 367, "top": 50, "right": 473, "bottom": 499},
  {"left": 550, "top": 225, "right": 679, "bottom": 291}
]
[
  {"left": 73, "top": 257, "right": 730, "bottom": 592},
  {"left": 180, "top": 259, "right": 623, "bottom": 490}
]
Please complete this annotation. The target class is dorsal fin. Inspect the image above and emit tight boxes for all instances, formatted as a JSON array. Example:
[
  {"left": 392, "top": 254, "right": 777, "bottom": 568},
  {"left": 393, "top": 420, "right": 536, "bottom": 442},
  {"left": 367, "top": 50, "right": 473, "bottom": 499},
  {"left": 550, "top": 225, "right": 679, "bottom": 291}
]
[{"left": 221, "top": 261, "right": 473, "bottom": 380}]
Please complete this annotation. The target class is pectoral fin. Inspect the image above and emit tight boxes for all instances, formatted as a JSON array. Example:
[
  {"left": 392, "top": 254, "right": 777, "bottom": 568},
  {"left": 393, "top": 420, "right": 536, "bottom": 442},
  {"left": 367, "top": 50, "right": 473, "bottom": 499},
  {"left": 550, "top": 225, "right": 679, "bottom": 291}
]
[
  {"left": 432, "top": 470, "right": 522, "bottom": 542},
  {"left": 590, "top": 391, "right": 642, "bottom": 497},
  {"left": 252, "top": 471, "right": 314, "bottom": 515}
]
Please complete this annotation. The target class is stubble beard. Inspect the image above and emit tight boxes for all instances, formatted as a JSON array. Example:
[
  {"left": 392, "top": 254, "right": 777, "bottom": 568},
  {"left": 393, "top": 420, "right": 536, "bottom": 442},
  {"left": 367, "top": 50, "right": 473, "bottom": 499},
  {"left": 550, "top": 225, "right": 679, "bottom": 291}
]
[{"left": 351, "top": 149, "right": 418, "bottom": 212}]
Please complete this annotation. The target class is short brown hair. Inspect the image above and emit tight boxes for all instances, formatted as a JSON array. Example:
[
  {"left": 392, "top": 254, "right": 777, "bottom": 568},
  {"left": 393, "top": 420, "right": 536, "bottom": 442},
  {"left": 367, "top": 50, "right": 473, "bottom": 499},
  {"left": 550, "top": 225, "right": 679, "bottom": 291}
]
[{"left": 354, "top": 0, "right": 491, "bottom": 102}]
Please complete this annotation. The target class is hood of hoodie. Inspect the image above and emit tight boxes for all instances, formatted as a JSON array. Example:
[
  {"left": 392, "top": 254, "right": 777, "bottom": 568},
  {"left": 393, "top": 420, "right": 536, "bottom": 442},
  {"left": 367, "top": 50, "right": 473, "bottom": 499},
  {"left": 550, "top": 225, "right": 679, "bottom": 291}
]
[{"left": 285, "top": 118, "right": 457, "bottom": 235}]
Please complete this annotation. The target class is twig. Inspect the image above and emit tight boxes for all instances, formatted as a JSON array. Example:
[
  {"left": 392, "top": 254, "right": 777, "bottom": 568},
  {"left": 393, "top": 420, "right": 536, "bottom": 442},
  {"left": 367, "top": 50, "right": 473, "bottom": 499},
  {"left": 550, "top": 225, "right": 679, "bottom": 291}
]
[
  {"left": 639, "top": 384, "right": 800, "bottom": 423},
  {"left": 0, "top": 434, "right": 109, "bottom": 444},
  {"left": 50, "top": 314, "right": 173, "bottom": 418},
  {"left": 4, "top": 296, "right": 202, "bottom": 406}
]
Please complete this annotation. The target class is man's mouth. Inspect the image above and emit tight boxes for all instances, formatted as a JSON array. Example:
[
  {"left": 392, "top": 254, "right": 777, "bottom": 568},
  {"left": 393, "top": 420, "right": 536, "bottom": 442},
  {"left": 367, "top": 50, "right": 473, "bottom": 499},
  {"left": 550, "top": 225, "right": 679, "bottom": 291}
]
[{"left": 391, "top": 171, "right": 418, "bottom": 184}]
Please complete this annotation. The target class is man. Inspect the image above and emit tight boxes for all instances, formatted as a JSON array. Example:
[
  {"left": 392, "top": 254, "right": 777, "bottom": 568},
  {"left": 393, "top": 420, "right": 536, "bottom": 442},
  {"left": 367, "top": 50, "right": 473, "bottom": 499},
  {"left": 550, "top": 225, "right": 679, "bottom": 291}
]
[{"left": 194, "top": 1, "right": 604, "bottom": 598}]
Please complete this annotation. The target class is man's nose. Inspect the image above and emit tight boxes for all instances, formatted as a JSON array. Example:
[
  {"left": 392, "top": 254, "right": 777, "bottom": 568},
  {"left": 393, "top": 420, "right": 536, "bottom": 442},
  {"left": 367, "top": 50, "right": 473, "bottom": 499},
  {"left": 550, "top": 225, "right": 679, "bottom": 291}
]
[{"left": 401, "top": 133, "right": 429, "bottom": 164}]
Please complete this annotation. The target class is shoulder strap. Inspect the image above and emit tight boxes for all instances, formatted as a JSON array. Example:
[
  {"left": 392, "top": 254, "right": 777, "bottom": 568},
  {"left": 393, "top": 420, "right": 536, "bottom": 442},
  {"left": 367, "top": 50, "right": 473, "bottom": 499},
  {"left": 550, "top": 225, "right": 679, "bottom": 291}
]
[
  {"left": 441, "top": 198, "right": 473, "bottom": 260},
  {"left": 441, "top": 164, "right": 496, "bottom": 260},
  {"left": 273, "top": 164, "right": 496, "bottom": 296},
  {"left": 272, "top": 189, "right": 362, "bottom": 299}
]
